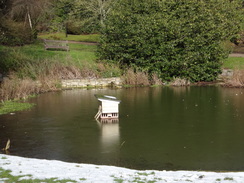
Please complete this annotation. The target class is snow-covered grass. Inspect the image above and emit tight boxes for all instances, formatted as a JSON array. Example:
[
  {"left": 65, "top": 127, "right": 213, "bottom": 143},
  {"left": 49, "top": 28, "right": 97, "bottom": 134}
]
[{"left": 0, "top": 154, "right": 244, "bottom": 183}]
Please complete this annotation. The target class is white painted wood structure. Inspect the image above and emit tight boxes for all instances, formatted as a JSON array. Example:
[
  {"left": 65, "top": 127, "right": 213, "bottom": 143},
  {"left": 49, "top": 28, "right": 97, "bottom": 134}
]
[{"left": 95, "top": 95, "right": 121, "bottom": 120}]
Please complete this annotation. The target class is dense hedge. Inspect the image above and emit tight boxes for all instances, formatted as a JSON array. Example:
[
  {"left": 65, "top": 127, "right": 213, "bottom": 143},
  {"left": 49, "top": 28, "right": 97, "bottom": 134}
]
[{"left": 98, "top": 0, "right": 243, "bottom": 82}]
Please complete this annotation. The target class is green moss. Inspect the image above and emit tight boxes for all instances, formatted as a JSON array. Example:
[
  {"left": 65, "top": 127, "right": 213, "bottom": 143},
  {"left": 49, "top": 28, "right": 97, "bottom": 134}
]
[{"left": 0, "top": 101, "right": 35, "bottom": 115}]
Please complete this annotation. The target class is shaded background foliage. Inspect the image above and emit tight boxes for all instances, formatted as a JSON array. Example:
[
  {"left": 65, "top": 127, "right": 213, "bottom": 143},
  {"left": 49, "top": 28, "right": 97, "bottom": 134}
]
[
  {"left": 0, "top": 0, "right": 50, "bottom": 45},
  {"left": 0, "top": 0, "right": 113, "bottom": 45},
  {"left": 98, "top": 0, "right": 243, "bottom": 82}
]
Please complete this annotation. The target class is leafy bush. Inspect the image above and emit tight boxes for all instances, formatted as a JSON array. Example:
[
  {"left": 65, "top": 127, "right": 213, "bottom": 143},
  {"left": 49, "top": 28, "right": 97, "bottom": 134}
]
[
  {"left": 98, "top": 0, "right": 243, "bottom": 82},
  {"left": 0, "top": 19, "right": 34, "bottom": 46}
]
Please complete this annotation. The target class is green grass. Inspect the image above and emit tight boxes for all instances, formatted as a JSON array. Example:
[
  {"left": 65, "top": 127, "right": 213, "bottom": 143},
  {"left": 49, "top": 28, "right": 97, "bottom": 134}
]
[
  {"left": 0, "top": 40, "right": 123, "bottom": 80},
  {"left": 0, "top": 40, "right": 97, "bottom": 64},
  {"left": 224, "top": 177, "right": 234, "bottom": 181},
  {"left": 38, "top": 33, "right": 100, "bottom": 42},
  {"left": 0, "top": 100, "right": 35, "bottom": 115},
  {"left": 23, "top": 41, "right": 97, "bottom": 63},
  {"left": 0, "top": 168, "right": 80, "bottom": 182},
  {"left": 222, "top": 57, "right": 244, "bottom": 69},
  {"left": 0, "top": 168, "right": 26, "bottom": 182}
]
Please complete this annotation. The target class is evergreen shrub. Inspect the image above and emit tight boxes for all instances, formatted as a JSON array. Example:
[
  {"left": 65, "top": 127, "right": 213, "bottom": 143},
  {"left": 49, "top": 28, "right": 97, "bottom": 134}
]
[{"left": 98, "top": 0, "right": 243, "bottom": 82}]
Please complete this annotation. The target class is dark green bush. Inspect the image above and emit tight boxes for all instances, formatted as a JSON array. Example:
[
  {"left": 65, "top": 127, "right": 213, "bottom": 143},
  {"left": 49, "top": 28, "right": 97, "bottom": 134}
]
[
  {"left": 0, "top": 19, "right": 34, "bottom": 46},
  {"left": 98, "top": 0, "right": 243, "bottom": 82}
]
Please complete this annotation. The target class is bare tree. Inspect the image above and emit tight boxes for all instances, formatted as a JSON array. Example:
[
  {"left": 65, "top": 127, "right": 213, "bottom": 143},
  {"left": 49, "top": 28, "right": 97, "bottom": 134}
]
[
  {"left": 74, "top": 0, "right": 113, "bottom": 28},
  {"left": 10, "top": 0, "right": 50, "bottom": 30}
]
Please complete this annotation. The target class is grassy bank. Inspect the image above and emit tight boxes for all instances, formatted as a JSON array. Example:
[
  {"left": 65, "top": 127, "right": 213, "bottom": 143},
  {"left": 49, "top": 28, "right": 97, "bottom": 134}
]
[
  {"left": 0, "top": 40, "right": 97, "bottom": 63},
  {"left": 0, "top": 40, "right": 120, "bottom": 79},
  {"left": 0, "top": 37, "right": 121, "bottom": 102},
  {"left": 1, "top": 33, "right": 244, "bottom": 105}
]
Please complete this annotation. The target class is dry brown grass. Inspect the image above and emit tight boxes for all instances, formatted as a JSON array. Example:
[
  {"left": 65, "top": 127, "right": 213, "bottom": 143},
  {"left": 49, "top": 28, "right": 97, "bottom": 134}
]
[
  {"left": 150, "top": 73, "right": 163, "bottom": 85},
  {"left": 0, "top": 61, "right": 119, "bottom": 101},
  {"left": 169, "top": 77, "right": 191, "bottom": 86},
  {"left": 46, "top": 64, "right": 83, "bottom": 79},
  {"left": 122, "top": 69, "right": 150, "bottom": 86},
  {"left": 20, "top": 59, "right": 100, "bottom": 80},
  {"left": 223, "top": 69, "right": 244, "bottom": 87},
  {"left": 0, "top": 74, "right": 40, "bottom": 101},
  {"left": 122, "top": 69, "right": 163, "bottom": 86}
]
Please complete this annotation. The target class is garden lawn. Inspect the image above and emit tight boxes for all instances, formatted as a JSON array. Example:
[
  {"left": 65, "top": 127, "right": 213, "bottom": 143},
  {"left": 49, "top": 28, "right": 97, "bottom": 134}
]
[
  {"left": 223, "top": 56, "right": 244, "bottom": 69},
  {"left": 0, "top": 41, "right": 97, "bottom": 65}
]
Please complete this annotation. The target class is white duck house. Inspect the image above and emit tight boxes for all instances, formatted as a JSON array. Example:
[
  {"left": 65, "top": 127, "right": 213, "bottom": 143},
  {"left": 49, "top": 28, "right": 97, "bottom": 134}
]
[{"left": 95, "top": 95, "right": 121, "bottom": 119}]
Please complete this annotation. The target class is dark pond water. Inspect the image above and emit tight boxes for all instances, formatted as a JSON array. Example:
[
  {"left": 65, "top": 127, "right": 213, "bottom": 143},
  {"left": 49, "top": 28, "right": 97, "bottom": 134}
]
[{"left": 1, "top": 86, "right": 244, "bottom": 171}]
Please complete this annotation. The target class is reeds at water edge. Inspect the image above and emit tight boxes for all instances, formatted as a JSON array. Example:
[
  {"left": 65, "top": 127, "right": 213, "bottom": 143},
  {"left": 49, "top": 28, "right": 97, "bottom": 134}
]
[{"left": 223, "top": 69, "right": 244, "bottom": 88}]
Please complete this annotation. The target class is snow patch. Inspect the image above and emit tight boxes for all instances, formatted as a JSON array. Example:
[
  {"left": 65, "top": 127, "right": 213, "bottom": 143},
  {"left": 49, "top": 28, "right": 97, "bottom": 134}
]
[{"left": 1, "top": 154, "right": 244, "bottom": 182}]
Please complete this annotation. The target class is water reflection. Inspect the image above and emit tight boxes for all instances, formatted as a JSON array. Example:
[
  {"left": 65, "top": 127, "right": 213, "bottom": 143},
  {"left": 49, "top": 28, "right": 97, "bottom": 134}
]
[{"left": 98, "top": 121, "right": 120, "bottom": 153}]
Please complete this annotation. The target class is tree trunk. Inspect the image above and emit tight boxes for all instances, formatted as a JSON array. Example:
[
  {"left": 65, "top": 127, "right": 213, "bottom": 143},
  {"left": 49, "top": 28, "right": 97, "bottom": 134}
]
[{"left": 27, "top": 11, "right": 32, "bottom": 30}]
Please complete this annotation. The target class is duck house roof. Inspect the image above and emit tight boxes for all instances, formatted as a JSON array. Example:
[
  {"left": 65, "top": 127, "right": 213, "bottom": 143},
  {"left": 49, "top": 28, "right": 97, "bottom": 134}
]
[{"left": 95, "top": 94, "right": 121, "bottom": 103}]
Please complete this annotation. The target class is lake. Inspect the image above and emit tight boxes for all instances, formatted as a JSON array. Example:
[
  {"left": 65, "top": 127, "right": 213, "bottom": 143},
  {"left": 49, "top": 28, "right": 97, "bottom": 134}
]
[{"left": 1, "top": 86, "right": 244, "bottom": 171}]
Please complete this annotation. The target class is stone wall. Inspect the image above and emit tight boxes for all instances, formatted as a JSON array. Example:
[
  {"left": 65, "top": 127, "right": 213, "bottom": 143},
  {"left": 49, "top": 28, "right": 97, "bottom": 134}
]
[{"left": 61, "top": 77, "right": 122, "bottom": 88}]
